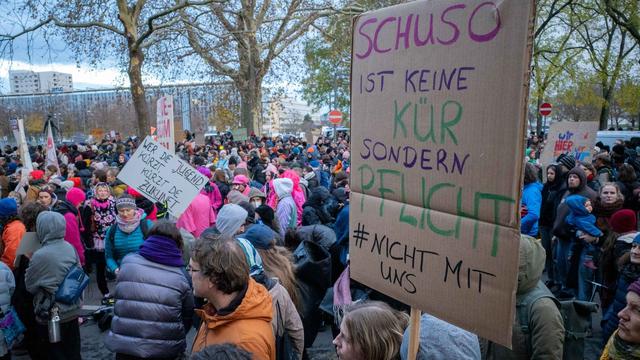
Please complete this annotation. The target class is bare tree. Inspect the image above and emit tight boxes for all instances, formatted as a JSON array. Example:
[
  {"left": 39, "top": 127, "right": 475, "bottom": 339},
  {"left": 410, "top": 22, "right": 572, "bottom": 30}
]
[
  {"left": 179, "top": 0, "right": 356, "bottom": 134},
  {"left": 0, "top": 0, "right": 216, "bottom": 135},
  {"left": 572, "top": 2, "right": 638, "bottom": 129}
]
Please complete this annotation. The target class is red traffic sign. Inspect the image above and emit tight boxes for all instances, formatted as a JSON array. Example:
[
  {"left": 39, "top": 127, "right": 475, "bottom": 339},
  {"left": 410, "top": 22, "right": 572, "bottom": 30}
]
[
  {"left": 539, "top": 102, "right": 552, "bottom": 116},
  {"left": 328, "top": 110, "right": 342, "bottom": 124}
]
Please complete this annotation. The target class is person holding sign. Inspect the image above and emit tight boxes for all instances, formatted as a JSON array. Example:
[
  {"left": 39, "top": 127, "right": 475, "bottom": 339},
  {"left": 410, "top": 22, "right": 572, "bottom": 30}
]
[
  {"left": 104, "top": 195, "right": 153, "bottom": 276},
  {"left": 481, "top": 235, "right": 564, "bottom": 359},
  {"left": 333, "top": 301, "right": 408, "bottom": 360}
]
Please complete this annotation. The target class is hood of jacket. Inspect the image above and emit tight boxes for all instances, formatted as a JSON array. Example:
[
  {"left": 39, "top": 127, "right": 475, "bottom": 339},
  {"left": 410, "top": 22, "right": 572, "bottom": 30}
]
[
  {"left": 216, "top": 204, "right": 248, "bottom": 237},
  {"left": 273, "top": 178, "right": 293, "bottom": 199},
  {"left": 53, "top": 199, "right": 78, "bottom": 216},
  {"left": 544, "top": 164, "right": 563, "bottom": 190},
  {"left": 296, "top": 224, "right": 336, "bottom": 251},
  {"left": 517, "top": 235, "right": 545, "bottom": 294},
  {"left": 247, "top": 187, "right": 266, "bottom": 201},
  {"left": 303, "top": 186, "right": 332, "bottom": 208},
  {"left": 565, "top": 194, "right": 589, "bottom": 216},
  {"left": 198, "top": 278, "right": 272, "bottom": 329},
  {"left": 567, "top": 166, "right": 588, "bottom": 193},
  {"left": 36, "top": 211, "right": 67, "bottom": 244}
]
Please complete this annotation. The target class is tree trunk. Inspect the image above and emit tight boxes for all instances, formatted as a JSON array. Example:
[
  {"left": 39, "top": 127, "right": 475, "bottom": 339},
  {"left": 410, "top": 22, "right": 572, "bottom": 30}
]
[
  {"left": 239, "top": 76, "right": 262, "bottom": 136},
  {"left": 600, "top": 85, "right": 613, "bottom": 130},
  {"left": 128, "top": 48, "right": 149, "bottom": 136}
]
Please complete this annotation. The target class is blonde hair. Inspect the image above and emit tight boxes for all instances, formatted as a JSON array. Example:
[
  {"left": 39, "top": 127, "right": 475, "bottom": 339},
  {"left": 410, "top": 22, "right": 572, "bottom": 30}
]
[
  {"left": 600, "top": 182, "right": 624, "bottom": 202},
  {"left": 257, "top": 245, "right": 301, "bottom": 311},
  {"left": 342, "top": 301, "right": 409, "bottom": 360}
]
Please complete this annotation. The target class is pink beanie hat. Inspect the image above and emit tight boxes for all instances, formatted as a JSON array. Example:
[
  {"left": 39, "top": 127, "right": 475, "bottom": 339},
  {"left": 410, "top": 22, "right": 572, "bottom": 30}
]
[{"left": 65, "top": 188, "right": 86, "bottom": 207}]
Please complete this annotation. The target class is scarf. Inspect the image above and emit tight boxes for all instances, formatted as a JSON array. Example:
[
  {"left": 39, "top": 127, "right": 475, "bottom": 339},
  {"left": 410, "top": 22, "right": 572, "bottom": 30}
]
[
  {"left": 91, "top": 196, "right": 113, "bottom": 210},
  {"left": 621, "top": 263, "right": 640, "bottom": 284},
  {"left": 594, "top": 198, "right": 625, "bottom": 220},
  {"left": 116, "top": 209, "right": 143, "bottom": 234},
  {"left": 605, "top": 331, "right": 640, "bottom": 359},
  {"left": 138, "top": 235, "right": 184, "bottom": 267}
]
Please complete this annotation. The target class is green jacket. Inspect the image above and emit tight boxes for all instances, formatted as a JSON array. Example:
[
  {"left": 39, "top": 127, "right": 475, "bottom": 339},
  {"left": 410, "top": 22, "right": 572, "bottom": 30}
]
[{"left": 481, "top": 235, "right": 565, "bottom": 360}]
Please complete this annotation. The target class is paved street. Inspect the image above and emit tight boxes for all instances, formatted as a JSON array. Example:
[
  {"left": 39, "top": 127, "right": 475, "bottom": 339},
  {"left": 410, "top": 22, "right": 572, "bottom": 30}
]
[
  {"left": 12, "top": 273, "right": 337, "bottom": 360},
  {"left": 10, "top": 271, "right": 604, "bottom": 359}
]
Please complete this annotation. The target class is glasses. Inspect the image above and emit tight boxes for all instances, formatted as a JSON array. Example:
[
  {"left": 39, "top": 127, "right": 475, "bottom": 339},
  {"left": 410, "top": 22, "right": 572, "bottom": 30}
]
[{"left": 186, "top": 265, "right": 201, "bottom": 273}]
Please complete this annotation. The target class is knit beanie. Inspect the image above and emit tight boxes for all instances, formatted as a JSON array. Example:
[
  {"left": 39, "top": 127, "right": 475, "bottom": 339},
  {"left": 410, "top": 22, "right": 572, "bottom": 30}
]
[
  {"left": 628, "top": 278, "right": 640, "bottom": 298},
  {"left": 0, "top": 198, "right": 18, "bottom": 217},
  {"left": 237, "top": 201, "right": 255, "bottom": 224},
  {"left": 74, "top": 160, "right": 87, "bottom": 170},
  {"left": 216, "top": 204, "right": 248, "bottom": 237},
  {"left": 610, "top": 209, "right": 637, "bottom": 234},
  {"left": 65, "top": 188, "right": 86, "bottom": 207},
  {"left": 69, "top": 177, "right": 82, "bottom": 188},
  {"left": 557, "top": 153, "right": 576, "bottom": 170},
  {"left": 30, "top": 170, "right": 44, "bottom": 180},
  {"left": 197, "top": 166, "right": 212, "bottom": 179},
  {"left": 254, "top": 205, "right": 275, "bottom": 226},
  {"left": 116, "top": 194, "right": 137, "bottom": 211}
]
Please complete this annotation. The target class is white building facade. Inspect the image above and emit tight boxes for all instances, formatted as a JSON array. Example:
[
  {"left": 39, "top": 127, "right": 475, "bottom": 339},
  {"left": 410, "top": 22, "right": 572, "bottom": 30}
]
[{"left": 9, "top": 70, "right": 73, "bottom": 94}]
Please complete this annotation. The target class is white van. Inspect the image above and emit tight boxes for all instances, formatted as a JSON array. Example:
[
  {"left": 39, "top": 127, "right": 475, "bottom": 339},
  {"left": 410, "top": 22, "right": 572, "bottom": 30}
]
[
  {"left": 596, "top": 131, "right": 640, "bottom": 148},
  {"left": 322, "top": 126, "right": 350, "bottom": 138}
]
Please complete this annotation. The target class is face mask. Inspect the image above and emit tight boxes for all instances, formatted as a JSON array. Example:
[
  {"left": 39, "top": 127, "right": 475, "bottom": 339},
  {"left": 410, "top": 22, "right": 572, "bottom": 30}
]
[{"left": 252, "top": 200, "right": 262, "bottom": 208}]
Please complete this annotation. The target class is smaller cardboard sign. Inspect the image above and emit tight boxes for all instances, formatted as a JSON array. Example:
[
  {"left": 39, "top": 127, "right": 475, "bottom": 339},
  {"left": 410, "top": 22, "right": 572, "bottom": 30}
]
[
  {"left": 156, "top": 96, "right": 175, "bottom": 153},
  {"left": 540, "top": 121, "right": 599, "bottom": 166},
  {"left": 231, "top": 128, "right": 248, "bottom": 141},
  {"left": 91, "top": 128, "right": 105, "bottom": 140},
  {"left": 117, "top": 136, "right": 208, "bottom": 217},
  {"left": 14, "top": 232, "right": 39, "bottom": 267}
]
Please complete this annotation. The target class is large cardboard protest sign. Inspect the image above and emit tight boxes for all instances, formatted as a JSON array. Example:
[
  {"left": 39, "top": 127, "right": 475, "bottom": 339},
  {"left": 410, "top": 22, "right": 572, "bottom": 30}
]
[
  {"left": 349, "top": 0, "right": 534, "bottom": 347},
  {"left": 118, "top": 136, "right": 208, "bottom": 217},
  {"left": 540, "top": 121, "right": 599, "bottom": 166}
]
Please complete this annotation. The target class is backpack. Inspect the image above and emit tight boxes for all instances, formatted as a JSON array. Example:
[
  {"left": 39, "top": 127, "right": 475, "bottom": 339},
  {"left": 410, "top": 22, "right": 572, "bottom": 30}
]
[
  {"left": 275, "top": 300, "right": 298, "bottom": 360},
  {"left": 106, "top": 220, "right": 150, "bottom": 249},
  {"left": 517, "top": 281, "right": 598, "bottom": 360}
]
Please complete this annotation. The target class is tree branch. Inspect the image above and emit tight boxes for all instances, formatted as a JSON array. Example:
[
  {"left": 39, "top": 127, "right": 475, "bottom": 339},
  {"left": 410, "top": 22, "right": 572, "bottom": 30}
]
[{"left": 136, "top": 0, "right": 218, "bottom": 48}]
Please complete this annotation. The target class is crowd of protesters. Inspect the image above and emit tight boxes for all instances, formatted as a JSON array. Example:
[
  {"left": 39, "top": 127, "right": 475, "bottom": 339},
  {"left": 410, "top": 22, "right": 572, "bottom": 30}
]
[
  {"left": 0, "top": 130, "right": 459, "bottom": 360},
  {"left": 1, "top": 128, "right": 640, "bottom": 359},
  {"left": 520, "top": 133, "right": 640, "bottom": 359}
]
